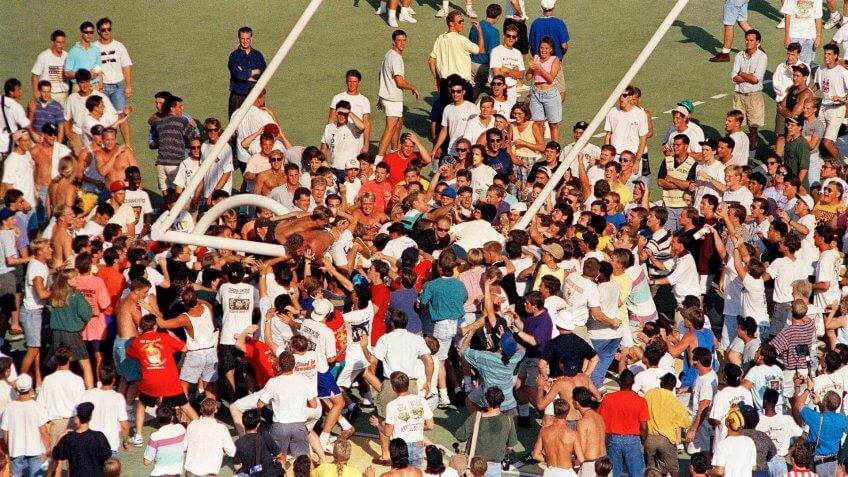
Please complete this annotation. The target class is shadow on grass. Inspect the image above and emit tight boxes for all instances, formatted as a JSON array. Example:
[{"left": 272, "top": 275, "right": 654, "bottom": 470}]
[
  {"left": 674, "top": 20, "right": 722, "bottom": 56},
  {"left": 749, "top": 0, "right": 782, "bottom": 22}
]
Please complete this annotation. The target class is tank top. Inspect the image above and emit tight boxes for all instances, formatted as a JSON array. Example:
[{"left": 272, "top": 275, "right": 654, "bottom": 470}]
[
  {"left": 185, "top": 304, "right": 216, "bottom": 351},
  {"left": 511, "top": 122, "right": 541, "bottom": 159},
  {"left": 785, "top": 86, "right": 805, "bottom": 113},
  {"left": 532, "top": 55, "right": 556, "bottom": 85},
  {"left": 82, "top": 146, "right": 104, "bottom": 191},
  {"left": 680, "top": 328, "right": 716, "bottom": 388}
]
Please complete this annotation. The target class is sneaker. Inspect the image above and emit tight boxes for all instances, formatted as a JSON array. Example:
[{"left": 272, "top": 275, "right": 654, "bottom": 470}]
[
  {"left": 435, "top": 8, "right": 449, "bottom": 17},
  {"left": 375, "top": 3, "right": 387, "bottom": 15},
  {"left": 131, "top": 434, "right": 144, "bottom": 447},
  {"left": 465, "top": 5, "right": 478, "bottom": 18},
  {"left": 438, "top": 396, "right": 450, "bottom": 409},
  {"left": 408, "top": 7, "right": 416, "bottom": 15},
  {"left": 825, "top": 12, "right": 843, "bottom": 29},
  {"left": 708, "top": 52, "right": 730, "bottom": 62},
  {"left": 776, "top": 18, "right": 785, "bottom": 29},
  {"left": 388, "top": 15, "right": 399, "bottom": 28},
  {"left": 399, "top": 11, "right": 417, "bottom": 23}
]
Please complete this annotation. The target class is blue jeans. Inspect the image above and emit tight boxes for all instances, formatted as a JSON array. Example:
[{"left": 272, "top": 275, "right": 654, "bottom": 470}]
[
  {"left": 721, "top": 314, "right": 738, "bottom": 350},
  {"left": 529, "top": 87, "right": 562, "bottom": 124},
  {"left": 758, "top": 321, "right": 772, "bottom": 340},
  {"left": 809, "top": 151, "right": 823, "bottom": 186},
  {"left": 407, "top": 442, "right": 424, "bottom": 468},
  {"left": 607, "top": 435, "right": 645, "bottom": 477},
  {"left": 11, "top": 455, "right": 45, "bottom": 477},
  {"left": 723, "top": 0, "right": 749, "bottom": 25},
  {"left": 591, "top": 338, "right": 622, "bottom": 388},
  {"left": 103, "top": 81, "right": 126, "bottom": 112},
  {"left": 767, "top": 455, "right": 787, "bottom": 477},
  {"left": 792, "top": 37, "right": 816, "bottom": 67}
]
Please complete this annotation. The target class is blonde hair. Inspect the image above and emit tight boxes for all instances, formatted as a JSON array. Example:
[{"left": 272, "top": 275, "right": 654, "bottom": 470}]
[
  {"left": 465, "top": 248, "right": 484, "bottom": 267},
  {"left": 792, "top": 279, "right": 812, "bottom": 300},
  {"left": 49, "top": 271, "right": 77, "bottom": 308},
  {"left": 333, "top": 439, "right": 351, "bottom": 477},
  {"left": 30, "top": 238, "right": 50, "bottom": 256},
  {"left": 56, "top": 156, "right": 76, "bottom": 180}
]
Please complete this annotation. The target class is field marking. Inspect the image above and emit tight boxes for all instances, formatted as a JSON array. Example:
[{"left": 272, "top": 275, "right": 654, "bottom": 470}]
[
  {"left": 711, "top": 93, "right": 728, "bottom": 99},
  {"left": 592, "top": 133, "right": 606, "bottom": 138}
]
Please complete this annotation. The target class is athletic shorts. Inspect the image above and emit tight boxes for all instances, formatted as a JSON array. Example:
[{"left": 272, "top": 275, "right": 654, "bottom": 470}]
[
  {"left": 380, "top": 98, "right": 403, "bottom": 118},
  {"left": 139, "top": 392, "right": 189, "bottom": 408},
  {"left": 543, "top": 467, "right": 577, "bottom": 477},
  {"left": 516, "top": 357, "right": 540, "bottom": 388},
  {"left": 723, "top": 0, "right": 749, "bottom": 25},
  {"left": 337, "top": 358, "right": 368, "bottom": 388},
  {"left": 21, "top": 306, "right": 41, "bottom": 348},
  {"left": 317, "top": 370, "right": 341, "bottom": 399},
  {"left": 52, "top": 330, "right": 88, "bottom": 361},
  {"left": 113, "top": 337, "right": 141, "bottom": 381},
  {"left": 732, "top": 91, "right": 764, "bottom": 128},
  {"left": 822, "top": 105, "right": 846, "bottom": 141},
  {"left": 218, "top": 344, "right": 242, "bottom": 373},
  {"left": 179, "top": 348, "right": 219, "bottom": 383}
]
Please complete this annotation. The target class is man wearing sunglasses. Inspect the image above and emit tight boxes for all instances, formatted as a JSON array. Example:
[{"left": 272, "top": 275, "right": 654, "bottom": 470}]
[
  {"left": 94, "top": 17, "right": 133, "bottom": 145},
  {"left": 489, "top": 24, "right": 525, "bottom": 103},
  {"left": 200, "top": 118, "right": 234, "bottom": 203},
  {"left": 428, "top": 10, "right": 483, "bottom": 91},
  {"left": 430, "top": 79, "right": 479, "bottom": 158},
  {"left": 64, "top": 22, "right": 102, "bottom": 91}
]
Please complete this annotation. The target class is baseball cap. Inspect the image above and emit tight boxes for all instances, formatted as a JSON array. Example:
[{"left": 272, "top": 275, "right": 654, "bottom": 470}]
[
  {"left": 798, "top": 194, "right": 815, "bottom": 210},
  {"left": 511, "top": 202, "right": 528, "bottom": 213},
  {"left": 345, "top": 158, "right": 360, "bottom": 169},
  {"left": 499, "top": 331, "right": 518, "bottom": 358},
  {"left": 551, "top": 311, "right": 575, "bottom": 332},
  {"left": 698, "top": 138, "right": 717, "bottom": 150},
  {"left": 263, "top": 123, "right": 280, "bottom": 136},
  {"left": 442, "top": 186, "right": 457, "bottom": 199},
  {"left": 677, "top": 99, "right": 695, "bottom": 114},
  {"left": 311, "top": 298, "right": 334, "bottom": 321},
  {"left": 786, "top": 115, "right": 804, "bottom": 127},
  {"left": 671, "top": 105, "right": 690, "bottom": 118},
  {"left": 41, "top": 123, "right": 59, "bottom": 136},
  {"left": 109, "top": 181, "right": 126, "bottom": 193},
  {"left": 0, "top": 209, "right": 15, "bottom": 222},
  {"left": 537, "top": 166, "right": 552, "bottom": 177},
  {"left": 540, "top": 0, "right": 557, "bottom": 10},
  {"left": 15, "top": 374, "right": 32, "bottom": 393},
  {"left": 542, "top": 243, "right": 564, "bottom": 261},
  {"left": 573, "top": 121, "right": 590, "bottom": 132}
]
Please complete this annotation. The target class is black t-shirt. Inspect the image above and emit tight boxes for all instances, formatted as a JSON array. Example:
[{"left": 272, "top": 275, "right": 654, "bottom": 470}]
[
  {"left": 413, "top": 229, "right": 451, "bottom": 254},
  {"left": 542, "top": 333, "right": 597, "bottom": 378},
  {"left": 52, "top": 429, "right": 112, "bottom": 477},
  {"left": 235, "top": 431, "right": 284, "bottom": 477},
  {"left": 470, "top": 317, "right": 510, "bottom": 352}
]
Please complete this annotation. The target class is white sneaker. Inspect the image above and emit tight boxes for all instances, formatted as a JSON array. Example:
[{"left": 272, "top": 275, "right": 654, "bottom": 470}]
[
  {"left": 375, "top": 4, "right": 386, "bottom": 15},
  {"left": 321, "top": 440, "right": 334, "bottom": 455},
  {"left": 388, "top": 15, "right": 399, "bottom": 28},
  {"left": 465, "top": 5, "right": 478, "bottom": 18},
  {"left": 825, "top": 12, "right": 843, "bottom": 29},
  {"left": 776, "top": 18, "right": 785, "bottom": 29},
  {"left": 399, "top": 10, "right": 417, "bottom": 23},
  {"left": 408, "top": 6, "right": 416, "bottom": 15},
  {"left": 131, "top": 434, "right": 144, "bottom": 447},
  {"left": 435, "top": 8, "right": 449, "bottom": 17}
]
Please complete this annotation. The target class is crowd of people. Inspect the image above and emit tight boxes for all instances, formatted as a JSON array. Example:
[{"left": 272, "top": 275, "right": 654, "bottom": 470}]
[{"left": 8, "top": 0, "right": 848, "bottom": 476}]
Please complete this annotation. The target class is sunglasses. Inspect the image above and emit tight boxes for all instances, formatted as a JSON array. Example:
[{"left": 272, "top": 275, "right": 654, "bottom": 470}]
[
  {"left": 450, "top": 89, "right": 464, "bottom": 94},
  {"left": 776, "top": 171, "right": 786, "bottom": 176},
  {"left": 99, "top": 27, "right": 112, "bottom": 32},
  {"left": 766, "top": 161, "right": 777, "bottom": 165},
  {"left": 620, "top": 93, "right": 631, "bottom": 98},
  {"left": 491, "top": 82, "right": 505, "bottom": 86},
  {"left": 437, "top": 227, "right": 450, "bottom": 232},
  {"left": 456, "top": 148, "right": 469, "bottom": 153},
  {"left": 825, "top": 187, "right": 834, "bottom": 193},
  {"left": 489, "top": 138, "right": 502, "bottom": 143},
  {"left": 269, "top": 158, "right": 283, "bottom": 163},
  {"left": 82, "top": 30, "right": 94, "bottom": 34},
  {"left": 505, "top": 34, "right": 518, "bottom": 39},
  {"left": 205, "top": 128, "right": 220, "bottom": 133},
  {"left": 189, "top": 146, "right": 202, "bottom": 150}
]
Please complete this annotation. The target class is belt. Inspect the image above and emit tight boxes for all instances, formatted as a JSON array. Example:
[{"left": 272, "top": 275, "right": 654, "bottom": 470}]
[
  {"left": 813, "top": 454, "right": 837, "bottom": 465},
  {"left": 735, "top": 91, "right": 761, "bottom": 95}
]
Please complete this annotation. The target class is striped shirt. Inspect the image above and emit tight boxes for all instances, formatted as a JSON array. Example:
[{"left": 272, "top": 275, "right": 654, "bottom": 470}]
[
  {"left": 771, "top": 319, "right": 817, "bottom": 370},
  {"left": 31, "top": 100, "right": 64, "bottom": 132},
  {"left": 646, "top": 228, "right": 672, "bottom": 277},
  {"left": 149, "top": 115, "right": 197, "bottom": 166},
  {"left": 785, "top": 469, "right": 818, "bottom": 476},
  {"left": 143, "top": 423, "right": 186, "bottom": 476}
]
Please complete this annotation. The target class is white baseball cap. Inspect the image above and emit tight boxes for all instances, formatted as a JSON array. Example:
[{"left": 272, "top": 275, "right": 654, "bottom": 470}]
[
  {"left": 311, "top": 298, "right": 334, "bottom": 321},
  {"left": 551, "top": 312, "right": 575, "bottom": 331},
  {"left": 345, "top": 158, "right": 361, "bottom": 170},
  {"left": 540, "top": 0, "right": 557, "bottom": 10},
  {"left": 15, "top": 374, "right": 32, "bottom": 393}
]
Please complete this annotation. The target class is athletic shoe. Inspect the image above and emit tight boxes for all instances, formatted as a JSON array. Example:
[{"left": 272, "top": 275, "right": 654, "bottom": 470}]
[
  {"left": 708, "top": 52, "right": 730, "bottom": 62},
  {"left": 408, "top": 7, "right": 416, "bottom": 15},
  {"left": 375, "top": 4, "right": 386, "bottom": 14},
  {"left": 388, "top": 15, "right": 399, "bottom": 28},
  {"left": 825, "top": 12, "right": 843, "bottom": 29},
  {"left": 435, "top": 8, "right": 449, "bottom": 17},
  {"left": 438, "top": 396, "right": 450, "bottom": 409},
  {"left": 340, "top": 426, "right": 356, "bottom": 440},
  {"left": 399, "top": 11, "right": 417, "bottom": 23},
  {"left": 776, "top": 18, "right": 785, "bottom": 29},
  {"left": 131, "top": 434, "right": 144, "bottom": 447},
  {"left": 465, "top": 5, "right": 478, "bottom": 18}
]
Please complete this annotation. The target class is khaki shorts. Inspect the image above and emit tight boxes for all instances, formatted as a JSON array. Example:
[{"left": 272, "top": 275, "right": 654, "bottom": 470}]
[
  {"left": 156, "top": 164, "right": 179, "bottom": 192},
  {"left": 732, "top": 91, "right": 765, "bottom": 128},
  {"left": 67, "top": 131, "right": 83, "bottom": 157}
]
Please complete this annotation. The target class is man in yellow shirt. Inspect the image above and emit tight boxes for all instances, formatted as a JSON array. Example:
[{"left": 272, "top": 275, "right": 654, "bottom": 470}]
[
  {"left": 428, "top": 10, "right": 484, "bottom": 89},
  {"left": 645, "top": 373, "right": 691, "bottom": 476}
]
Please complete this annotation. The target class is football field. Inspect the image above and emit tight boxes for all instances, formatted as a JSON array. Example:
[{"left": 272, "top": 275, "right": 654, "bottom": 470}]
[{"left": 0, "top": 0, "right": 803, "bottom": 475}]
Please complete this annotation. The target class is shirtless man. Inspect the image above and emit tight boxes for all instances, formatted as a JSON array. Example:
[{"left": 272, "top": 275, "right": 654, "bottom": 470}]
[
  {"left": 96, "top": 127, "right": 137, "bottom": 186},
  {"left": 113, "top": 277, "right": 151, "bottom": 440},
  {"left": 351, "top": 192, "right": 388, "bottom": 241},
  {"left": 532, "top": 399, "right": 585, "bottom": 477},
  {"left": 50, "top": 204, "right": 76, "bottom": 269},
  {"left": 284, "top": 232, "right": 335, "bottom": 263},
  {"left": 30, "top": 124, "right": 71, "bottom": 227},
  {"left": 572, "top": 387, "right": 606, "bottom": 477},
  {"left": 254, "top": 149, "right": 286, "bottom": 196},
  {"left": 272, "top": 205, "right": 333, "bottom": 244},
  {"left": 47, "top": 157, "right": 77, "bottom": 219},
  {"left": 537, "top": 368, "right": 601, "bottom": 428},
  {"left": 78, "top": 125, "right": 106, "bottom": 194}
]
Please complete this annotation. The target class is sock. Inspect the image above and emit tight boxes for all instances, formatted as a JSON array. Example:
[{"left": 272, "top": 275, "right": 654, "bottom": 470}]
[
  {"left": 375, "top": 155, "right": 384, "bottom": 164},
  {"left": 379, "top": 0, "right": 387, "bottom": 8},
  {"left": 518, "top": 404, "right": 530, "bottom": 417},
  {"left": 439, "top": 388, "right": 449, "bottom": 400},
  {"left": 442, "top": 0, "right": 449, "bottom": 9},
  {"left": 320, "top": 432, "right": 330, "bottom": 443},
  {"left": 389, "top": 10, "right": 397, "bottom": 21},
  {"left": 721, "top": 47, "right": 731, "bottom": 54},
  {"left": 339, "top": 417, "right": 353, "bottom": 431}
]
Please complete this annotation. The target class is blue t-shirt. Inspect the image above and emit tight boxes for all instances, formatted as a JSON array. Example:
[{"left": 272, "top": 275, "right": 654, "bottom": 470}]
[
  {"left": 389, "top": 288, "right": 422, "bottom": 334},
  {"left": 420, "top": 277, "right": 468, "bottom": 322},
  {"left": 485, "top": 150, "right": 514, "bottom": 175},
  {"left": 800, "top": 407, "right": 848, "bottom": 456},
  {"left": 463, "top": 348, "right": 525, "bottom": 411},
  {"left": 528, "top": 17, "right": 570, "bottom": 59},
  {"left": 518, "top": 310, "right": 553, "bottom": 359},
  {"left": 469, "top": 21, "right": 501, "bottom": 65},
  {"left": 65, "top": 42, "right": 102, "bottom": 84},
  {"left": 607, "top": 213, "right": 626, "bottom": 229}
]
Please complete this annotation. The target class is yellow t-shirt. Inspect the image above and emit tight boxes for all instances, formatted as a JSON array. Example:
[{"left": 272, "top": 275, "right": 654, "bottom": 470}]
[
  {"left": 645, "top": 387, "right": 691, "bottom": 444},
  {"left": 313, "top": 463, "right": 363, "bottom": 477},
  {"left": 429, "top": 32, "right": 480, "bottom": 81},
  {"left": 611, "top": 273, "right": 632, "bottom": 321},
  {"left": 612, "top": 182, "right": 633, "bottom": 205}
]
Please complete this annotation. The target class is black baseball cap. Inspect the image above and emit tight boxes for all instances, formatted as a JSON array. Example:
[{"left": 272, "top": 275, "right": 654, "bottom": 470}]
[
  {"left": 698, "top": 138, "right": 717, "bottom": 150},
  {"left": 573, "top": 121, "right": 589, "bottom": 131},
  {"left": 41, "top": 123, "right": 59, "bottom": 136}
]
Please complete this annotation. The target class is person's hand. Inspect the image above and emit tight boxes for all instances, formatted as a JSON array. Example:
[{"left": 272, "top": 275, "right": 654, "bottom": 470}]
[
  {"left": 423, "top": 380, "right": 432, "bottom": 397},
  {"left": 411, "top": 88, "right": 420, "bottom": 100},
  {"left": 471, "top": 20, "right": 481, "bottom": 30},
  {"left": 610, "top": 318, "right": 622, "bottom": 329},
  {"left": 383, "top": 191, "right": 391, "bottom": 203},
  {"left": 138, "top": 296, "right": 154, "bottom": 312},
  {"left": 684, "top": 428, "right": 696, "bottom": 443},
  {"left": 304, "top": 248, "right": 316, "bottom": 262},
  {"left": 369, "top": 414, "right": 381, "bottom": 427},
  {"left": 365, "top": 466, "right": 376, "bottom": 477},
  {"left": 815, "top": 36, "right": 822, "bottom": 49},
  {"left": 250, "top": 68, "right": 261, "bottom": 78},
  {"left": 793, "top": 371, "right": 803, "bottom": 387},
  {"left": 125, "top": 85, "right": 133, "bottom": 99}
]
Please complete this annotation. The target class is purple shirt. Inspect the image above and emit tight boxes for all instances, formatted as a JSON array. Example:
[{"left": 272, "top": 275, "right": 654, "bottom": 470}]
[{"left": 519, "top": 310, "right": 553, "bottom": 359}]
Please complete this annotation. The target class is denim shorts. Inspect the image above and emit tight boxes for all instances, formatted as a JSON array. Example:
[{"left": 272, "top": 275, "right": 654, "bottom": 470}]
[
  {"left": 529, "top": 88, "right": 562, "bottom": 124},
  {"left": 21, "top": 307, "right": 43, "bottom": 348},
  {"left": 723, "top": 0, "right": 749, "bottom": 25},
  {"left": 103, "top": 81, "right": 126, "bottom": 112}
]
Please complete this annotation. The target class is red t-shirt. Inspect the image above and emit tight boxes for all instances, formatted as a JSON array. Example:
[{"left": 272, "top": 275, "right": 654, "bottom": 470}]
[
  {"left": 126, "top": 331, "right": 185, "bottom": 397},
  {"left": 245, "top": 338, "right": 279, "bottom": 388},
  {"left": 358, "top": 180, "right": 393, "bottom": 213},
  {"left": 597, "top": 390, "right": 649, "bottom": 436},
  {"left": 383, "top": 151, "right": 419, "bottom": 185},
  {"left": 325, "top": 310, "right": 348, "bottom": 363},
  {"left": 370, "top": 283, "right": 390, "bottom": 346},
  {"left": 96, "top": 265, "right": 126, "bottom": 315}
]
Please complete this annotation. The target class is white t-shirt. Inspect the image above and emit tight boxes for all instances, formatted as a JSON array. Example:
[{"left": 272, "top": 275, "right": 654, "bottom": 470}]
[
  {"left": 756, "top": 413, "right": 802, "bottom": 456},
  {"left": 31, "top": 49, "right": 69, "bottom": 93},
  {"left": 834, "top": 23, "right": 848, "bottom": 60},
  {"left": 493, "top": 97, "right": 516, "bottom": 119},
  {"left": 462, "top": 116, "right": 495, "bottom": 145},
  {"left": 689, "top": 370, "right": 718, "bottom": 413},
  {"left": 441, "top": 101, "right": 480, "bottom": 154},
  {"left": 488, "top": 45, "right": 524, "bottom": 101},
  {"left": 217, "top": 282, "right": 255, "bottom": 346},
  {"left": 321, "top": 122, "right": 364, "bottom": 170},
  {"left": 0, "top": 231, "right": 17, "bottom": 275},
  {"left": 383, "top": 235, "right": 418, "bottom": 260},
  {"left": 37, "top": 369, "right": 85, "bottom": 420},
  {"left": 723, "top": 187, "right": 754, "bottom": 213},
  {"left": 814, "top": 248, "right": 841, "bottom": 309},
  {"left": 604, "top": 106, "right": 649, "bottom": 156},
  {"left": 385, "top": 393, "right": 433, "bottom": 443},
  {"left": 201, "top": 142, "right": 234, "bottom": 196},
  {"left": 562, "top": 273, "right": 600, "bottom": 327},
  {"left": 2, "top": 152, "right": 35, "bottom": 207},
  {"left": 329, "top": 229, "right": 355, "bottom": 267},
  {"left": 124, "top": 188, "right": 153, "bottom": 236},
  {"left": 694, "top": 160, "right": 727, "bottom": 205},
  {"left": 378, "top": 49, "right": 405, "bottom": 102},
  {"left": 708, "top": 385, "right": 752, "bottom": 444},
  {"left": 330, "top": 92, "right": 371, "bottom": 118},
  {"left": 23, "top": 259, "right": 49, "bottom": 310},
  {"left": 0, "top": 400, "right": 49, "bottom": 458},
  {"left": 815, "top": 64, "right": 848, "bottom": 107},
  {"left": 662, "top": 122, "right": 705, "bottom": 154},
  {"left": 64, "top": 91, "right": 115, "bottom": 135},
  {"left": 666, "top": 254, "right": 701, "bottom": 304},
  {"left": 93, "top": 40, "right": 132, "bottom": 84},
  {"left": 587, "top": 281, "right": 622, "bottom": 340},
  {"left": 728, "top": 131, "right": 750, "bottom": 165},
  {"left": 235, "top": 105, "right": 276, "bottom": 163},
  {"left": 173, "top": 157, "right": 201, "bottom": 191},
  {"left": 767, "top": 257, "right": 807, "bottom": 304},
  {"left": 781, "top": 0, "right": 824, "bottom": 40},
  {"left": 258, "top": 373, "right": 317, "bottom": 423},
  {"left": 0, "top": 97, "right": 29, "bottom": 154},
  {"left": 633, "top": 367, "right": 679, "bottom": 396},
  {"left": 741, "top": 275, "right": 768, "bottom": 325},
  {"left": 343, "top": 304, "right": 374, "bottom": 364},
  {"left": 449, "top": 219, "right": 505, "bottom": 251},
  {"left": 373, "top": 329, "right": 431, "bottom": 377},
  {"left": 144, "top": 424, "right": 186, "bottom": 476},
  {"left": 77, "top": 387, "right": 128, "bottom": 451},
  {"left": 298, "top": 318, "right": 337, "bottom": 373},
  {"left": 711, "top": 434, "right": 757, "bottom": 476},
  {"left": 81, "top": 112, "right": 119, "bottom": 145}
]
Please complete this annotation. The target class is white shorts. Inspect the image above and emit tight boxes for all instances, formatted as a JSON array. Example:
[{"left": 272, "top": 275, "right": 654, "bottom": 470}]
[
  {"left": 336, "top": 357, "right": 368, "bottom": 388},
  {"left": 382, "top": 99, "right": 403, "bottom": 118},
  {"left": 822, "top": 105, "right": 846, "bottom": 141},
  {"left": 306, "top": 404, "right": 322, "bottom": 431},
  {"left": 232, "top": 391, "right": 261, "bottom": 412},
  {"left": 543, "top": 467, "right": 577, "bottom": 477}
]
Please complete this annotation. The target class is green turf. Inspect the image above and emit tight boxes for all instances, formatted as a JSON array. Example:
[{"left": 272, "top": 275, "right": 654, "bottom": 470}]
[{"left": 0, "top": 1, "right": 804, "bottom": 474}]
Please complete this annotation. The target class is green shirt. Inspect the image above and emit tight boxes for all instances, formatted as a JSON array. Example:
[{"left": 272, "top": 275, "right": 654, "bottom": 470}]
[
  {"left": 419, "top": 277, "right": 467, "bottom": 322},
  {"left": 455, "top": 413, "right": 517, "bottom": 462},
  {"left": 784, "top": 136, "right": 810, "bottom": 180},
  {"left": 48, "top": 292, "right": 93, "bottom": 332}
]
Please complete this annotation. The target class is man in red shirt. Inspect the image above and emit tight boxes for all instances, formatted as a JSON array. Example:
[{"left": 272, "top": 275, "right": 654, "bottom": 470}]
[
  {"left": 382, "top": 132, "right": 431, "bottom": 185},
  {"left": 597, "top": 370, "right": 648, "bottom": 477},
  {"left": 126, "top": 314, "right": 197, "bottom": 439},
  {"left": 357, "top": 162, "right": 393, "bottom": 213},
  {"left": 230, "top": 324, "right": 280, "bottom": 435}
]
